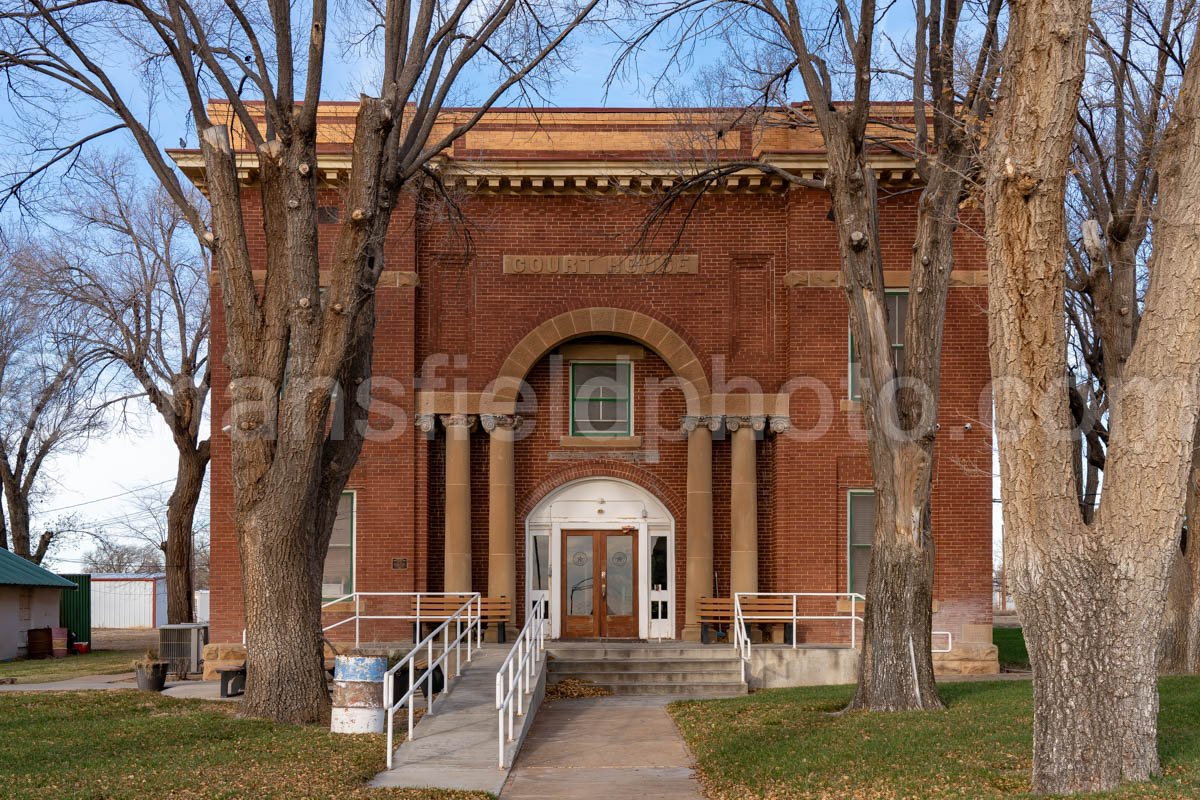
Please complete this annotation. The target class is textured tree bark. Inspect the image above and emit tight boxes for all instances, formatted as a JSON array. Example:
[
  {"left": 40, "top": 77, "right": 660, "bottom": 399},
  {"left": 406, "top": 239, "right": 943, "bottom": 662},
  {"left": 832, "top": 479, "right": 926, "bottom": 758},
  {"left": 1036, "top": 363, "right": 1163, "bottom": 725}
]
[
  {"left": 3, "top": 488, "right": 32, "bottom": 562},
  {"left": 1159, "top": 433, "right": 1200, "bottom": 674},
  {"left": 985, "top": 0, "right": 1200, "bottom": 790},
  {"left": 165, "top": 444, "right": 210, "bottom": 624}
]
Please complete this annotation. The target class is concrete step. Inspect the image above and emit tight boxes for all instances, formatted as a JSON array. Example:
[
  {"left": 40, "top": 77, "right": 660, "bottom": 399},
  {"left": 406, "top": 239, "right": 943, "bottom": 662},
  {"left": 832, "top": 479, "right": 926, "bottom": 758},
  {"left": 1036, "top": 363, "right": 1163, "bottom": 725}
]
[
  {"left": 549, "top": 669, "right": 743, "bottom": 685},
  {"left": 545, "top": 646, "right": 738, "bottom": 661},
  {"left": 548, "top": 657, "right": 741, "bottom": 674},
  {"left": 579, "top": 681, "right": 747, "bottom": 697}
]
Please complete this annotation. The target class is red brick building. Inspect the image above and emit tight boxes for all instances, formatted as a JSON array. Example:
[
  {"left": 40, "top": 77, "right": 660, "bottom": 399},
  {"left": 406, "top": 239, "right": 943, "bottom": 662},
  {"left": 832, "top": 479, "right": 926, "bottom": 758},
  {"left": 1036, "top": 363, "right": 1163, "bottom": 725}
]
[{"left": 177, "top": 106, "right": 995, "bottom": 670}]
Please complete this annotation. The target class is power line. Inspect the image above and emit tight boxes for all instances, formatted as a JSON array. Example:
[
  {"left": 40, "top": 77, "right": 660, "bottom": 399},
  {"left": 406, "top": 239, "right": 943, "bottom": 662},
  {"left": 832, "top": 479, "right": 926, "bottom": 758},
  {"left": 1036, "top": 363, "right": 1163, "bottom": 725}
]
[{"left": 38, "top": 478, "right": 175, "bottom": 515}]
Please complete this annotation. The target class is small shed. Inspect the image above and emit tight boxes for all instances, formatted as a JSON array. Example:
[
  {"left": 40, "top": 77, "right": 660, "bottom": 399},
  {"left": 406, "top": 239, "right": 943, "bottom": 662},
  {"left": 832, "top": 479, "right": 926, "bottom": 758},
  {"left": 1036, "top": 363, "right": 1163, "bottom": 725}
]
[
  {"left": 90, "top": 573, "right": 168, "bottom": 629},
  {"left": 0, "top": 548, "right": 76, "bottom": 660}
]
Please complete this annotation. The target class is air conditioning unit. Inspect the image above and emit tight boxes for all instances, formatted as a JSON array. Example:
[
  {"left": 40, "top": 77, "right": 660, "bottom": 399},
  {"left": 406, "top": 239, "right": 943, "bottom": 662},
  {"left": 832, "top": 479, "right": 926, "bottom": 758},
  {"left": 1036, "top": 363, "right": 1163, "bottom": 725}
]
[{"left": 159, "top": 623, "right": 209, "bottom": 677}]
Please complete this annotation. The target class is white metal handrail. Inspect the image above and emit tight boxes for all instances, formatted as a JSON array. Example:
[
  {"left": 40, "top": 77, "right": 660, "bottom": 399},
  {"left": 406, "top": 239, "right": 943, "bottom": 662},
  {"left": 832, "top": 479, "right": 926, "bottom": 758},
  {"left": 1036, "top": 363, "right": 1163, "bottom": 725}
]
[
  {"left": 495, "top": 600, "right": 547, "bottom": 768},
  {"left": 732, "top": 592, "right": 956, "bottom": 668},
  {"left": 321, "top": 591, "right": 484, "bottom": 649},
  {"left": 383, "top": 593, "right": 482, "bottom": 768},
  {"left": 733, "top": 592, "right": 866, "bottom": 681}
]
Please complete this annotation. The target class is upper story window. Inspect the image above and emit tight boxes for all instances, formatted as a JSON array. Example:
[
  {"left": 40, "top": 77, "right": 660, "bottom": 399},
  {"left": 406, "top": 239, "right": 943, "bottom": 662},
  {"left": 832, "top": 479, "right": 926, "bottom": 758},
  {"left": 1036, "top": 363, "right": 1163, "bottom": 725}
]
[
  {"left": 570, "top": 361, "right": 633, "bottom": 436},
  {"left": 849, "top": 290, "right": 909, "bottom": 400}
]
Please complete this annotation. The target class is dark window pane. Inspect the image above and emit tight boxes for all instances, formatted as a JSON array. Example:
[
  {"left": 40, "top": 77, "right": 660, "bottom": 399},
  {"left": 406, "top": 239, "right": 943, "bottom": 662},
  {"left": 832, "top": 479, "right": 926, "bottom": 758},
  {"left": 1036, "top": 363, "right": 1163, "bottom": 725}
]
[
  {"left": 851, "top": 547, "right": 872, "bottom": 594},
  {"left": 651, "top": 537, "right": 668, "bottom": 591},
  {"left": 850, "top": 492, "right": 875, "bottom": 546},
  {"left": 531, "top": 536, "right": 549, "bottom": 591},
  {"left": 890, "top": 292, "right": 909, "bottom": 345},
  {"left": 572, "top": 363, "right": 629, "bottom": 400}
]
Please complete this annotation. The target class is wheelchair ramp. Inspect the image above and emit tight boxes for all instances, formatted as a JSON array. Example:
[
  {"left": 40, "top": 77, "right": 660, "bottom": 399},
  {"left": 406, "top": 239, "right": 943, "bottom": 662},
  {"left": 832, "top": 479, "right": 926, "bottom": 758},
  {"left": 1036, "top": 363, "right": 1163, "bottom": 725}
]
[{"left": 371, "top": 645, "right": 544, "bottom": 794}]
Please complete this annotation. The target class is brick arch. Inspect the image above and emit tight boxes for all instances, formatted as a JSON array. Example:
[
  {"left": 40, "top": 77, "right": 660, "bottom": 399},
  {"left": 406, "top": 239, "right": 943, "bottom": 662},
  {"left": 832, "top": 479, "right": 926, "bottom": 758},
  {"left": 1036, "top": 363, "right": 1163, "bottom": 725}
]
[
  {"left": 517, "top": 460, "right": 686, "bottom": 526},
  {"left": 489, "top": 308, "right": 710, "bottom": 413}
]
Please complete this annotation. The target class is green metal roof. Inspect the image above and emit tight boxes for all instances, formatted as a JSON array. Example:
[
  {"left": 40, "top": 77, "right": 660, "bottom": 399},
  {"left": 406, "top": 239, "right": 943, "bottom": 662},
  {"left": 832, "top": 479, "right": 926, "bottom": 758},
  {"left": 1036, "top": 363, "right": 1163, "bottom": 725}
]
[{"left": 0, "top": 548, "right": 76, "bottom": 588}]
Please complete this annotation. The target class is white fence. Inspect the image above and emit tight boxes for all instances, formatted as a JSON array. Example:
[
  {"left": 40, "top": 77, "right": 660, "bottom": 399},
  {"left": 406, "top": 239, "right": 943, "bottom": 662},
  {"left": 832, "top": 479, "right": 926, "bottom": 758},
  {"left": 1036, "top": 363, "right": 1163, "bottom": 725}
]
[{"left": 91, "top": 574, "right": 167, "bottom": 628}]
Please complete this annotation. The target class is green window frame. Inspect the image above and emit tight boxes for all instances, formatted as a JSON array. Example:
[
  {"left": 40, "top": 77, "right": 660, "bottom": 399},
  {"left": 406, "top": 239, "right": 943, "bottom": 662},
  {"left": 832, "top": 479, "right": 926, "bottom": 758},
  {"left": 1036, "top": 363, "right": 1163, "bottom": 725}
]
[
  {"left": 847, "top": 490, "right": 874, "bottom": 596},
  {"left": 569, "top": 361, "right": 633, "bottom": 437},
  {"left": 322, "top": 491, "right": 356, "bottom": 600},
  {"left": 849, "top": 290, "right": 909, "bottom": 400}
]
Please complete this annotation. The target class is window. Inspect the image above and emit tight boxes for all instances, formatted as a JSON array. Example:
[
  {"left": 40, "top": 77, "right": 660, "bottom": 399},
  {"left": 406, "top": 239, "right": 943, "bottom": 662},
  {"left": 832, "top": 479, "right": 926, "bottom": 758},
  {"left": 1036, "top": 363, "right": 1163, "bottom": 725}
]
[
  {"left": 322, "top": 492, "right": 355, "bottom": 599},
  {"left": 849, "top": 291, "right": 908, "bottom": 399},
  {"left": 570, "top": 361, "right": 632, "bottom": 436},
  {"left": 848, "top": 490, "right": 875, "bottom": 595}
]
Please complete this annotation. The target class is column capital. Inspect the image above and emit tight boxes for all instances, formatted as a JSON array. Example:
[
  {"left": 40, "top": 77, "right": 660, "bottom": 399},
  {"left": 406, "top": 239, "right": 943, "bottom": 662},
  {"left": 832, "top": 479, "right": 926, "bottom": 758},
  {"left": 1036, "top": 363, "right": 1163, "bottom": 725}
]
[
  {"left": 480, "top": 413, "right": 523, "bottom": 433},
  {"left": 726, "top": 415, "right": 767, "bottom": 432},
  {"left": 440, "top": 413, "right": 478, "bottom": 431},
  {"left": 768, "top": 415, "right": 791, "bottom": 434},
  {"left": 680, "top": 414, "right": 723, "bottom": 433},
  {"left": 415, "top": 413, "right": 437, "bottom": 433}
]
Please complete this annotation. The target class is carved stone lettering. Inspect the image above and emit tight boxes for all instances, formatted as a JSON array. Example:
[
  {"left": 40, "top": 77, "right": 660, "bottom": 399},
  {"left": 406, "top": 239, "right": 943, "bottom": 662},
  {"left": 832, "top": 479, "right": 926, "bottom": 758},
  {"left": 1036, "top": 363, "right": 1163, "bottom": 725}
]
[{"left": 503, "top": 255, "right": 698, "bottom": 275}]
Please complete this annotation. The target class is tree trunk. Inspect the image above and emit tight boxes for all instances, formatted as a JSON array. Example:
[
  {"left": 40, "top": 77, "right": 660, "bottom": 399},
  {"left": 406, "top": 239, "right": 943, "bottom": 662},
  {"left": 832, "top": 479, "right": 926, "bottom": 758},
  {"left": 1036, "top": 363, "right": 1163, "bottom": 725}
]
[
  {"left": 4, "top": 486, "right": 33, "bottom": 562},
  {"left": 238, "top": 492, "right": 330, "bottom": 722},
  {"left": 205, "top": 100, "right": 391, "bottom": 723},
  {"left": 825, "top": 143, "right": 945, "bottom": 711},
  {"left": 986, "top": 0, "right": 1200, "bottom": 791},
  {"left": 165, "top": 443, "right": 210, "bottom": 624},
  {"left": 1020, "top": 543, "right": 1165, "bottom": 791},
  {"left": 1159, "top": 435, "right": 1200, "bottom": 674},
  {"left": 850, "top": 489, "right": 941, "bottom": 709}
]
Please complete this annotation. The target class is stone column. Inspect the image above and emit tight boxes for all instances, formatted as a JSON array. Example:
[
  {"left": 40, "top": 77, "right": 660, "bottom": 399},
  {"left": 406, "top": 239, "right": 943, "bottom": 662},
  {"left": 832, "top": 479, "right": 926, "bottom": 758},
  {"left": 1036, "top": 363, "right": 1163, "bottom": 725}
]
[
  {"left": 482, "top": 414, "right": 522, "bottom": 621},
  {"left": 727, "top": 416, "right": 766, "bottom": 598},
  {"left": 682, "top": 415, "right": 718, "bottom": 641},
  {"left": 441, "top": 414, "right": 477, "bottom": 593}
]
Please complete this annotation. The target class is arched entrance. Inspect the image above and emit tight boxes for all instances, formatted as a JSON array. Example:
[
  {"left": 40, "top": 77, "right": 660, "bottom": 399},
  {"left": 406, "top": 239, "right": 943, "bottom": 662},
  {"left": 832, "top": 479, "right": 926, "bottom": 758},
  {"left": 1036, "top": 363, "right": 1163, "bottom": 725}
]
[{"left": 525, "top": 477, "right": 675, "bottom": 640}]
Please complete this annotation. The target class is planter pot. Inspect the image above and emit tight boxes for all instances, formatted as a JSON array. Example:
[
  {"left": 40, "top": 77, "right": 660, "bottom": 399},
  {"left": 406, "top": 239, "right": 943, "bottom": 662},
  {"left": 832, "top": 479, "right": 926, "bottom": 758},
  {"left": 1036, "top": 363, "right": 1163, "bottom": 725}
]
[{"left": 135, "top": 662, "right": 169, "bottom": 692}]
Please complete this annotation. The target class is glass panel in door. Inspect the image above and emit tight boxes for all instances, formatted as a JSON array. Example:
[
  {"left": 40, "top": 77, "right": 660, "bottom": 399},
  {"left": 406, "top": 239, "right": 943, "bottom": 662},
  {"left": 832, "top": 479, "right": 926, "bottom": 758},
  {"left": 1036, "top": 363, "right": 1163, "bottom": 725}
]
[
  {"left": 563, "top": 534, "right": 597, "bottom": 637},
  {"left": 603, "top": 533, "right": 637, "bottom": 637}
]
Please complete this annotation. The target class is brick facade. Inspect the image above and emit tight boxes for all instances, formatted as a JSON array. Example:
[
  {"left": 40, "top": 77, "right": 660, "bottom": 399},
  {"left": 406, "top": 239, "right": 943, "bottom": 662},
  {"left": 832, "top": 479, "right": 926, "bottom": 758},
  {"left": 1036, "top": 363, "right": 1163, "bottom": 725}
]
[{"left": 198, "top": 107, "right": 993, "bottom": 654}]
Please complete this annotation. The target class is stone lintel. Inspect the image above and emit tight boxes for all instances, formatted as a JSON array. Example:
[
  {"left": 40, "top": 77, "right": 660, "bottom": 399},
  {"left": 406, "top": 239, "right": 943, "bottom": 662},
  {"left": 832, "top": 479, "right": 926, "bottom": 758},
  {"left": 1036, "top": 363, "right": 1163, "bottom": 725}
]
[{"left": 783, "top": 269, "right": 988, "bottom": 290}]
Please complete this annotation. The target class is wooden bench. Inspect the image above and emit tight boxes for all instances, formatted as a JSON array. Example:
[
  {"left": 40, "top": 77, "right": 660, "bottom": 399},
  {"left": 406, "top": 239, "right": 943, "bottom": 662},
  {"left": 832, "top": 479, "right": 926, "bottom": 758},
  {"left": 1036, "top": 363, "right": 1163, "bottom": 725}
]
[
  {"left": 739, "top": 596, "right": 800, "bottom": 644},
  {"left": 415, "top": 595, "right": 513, "bottom": 643},
  {"left": 698, "top": 597, "right": 734, "bottom": 644}
]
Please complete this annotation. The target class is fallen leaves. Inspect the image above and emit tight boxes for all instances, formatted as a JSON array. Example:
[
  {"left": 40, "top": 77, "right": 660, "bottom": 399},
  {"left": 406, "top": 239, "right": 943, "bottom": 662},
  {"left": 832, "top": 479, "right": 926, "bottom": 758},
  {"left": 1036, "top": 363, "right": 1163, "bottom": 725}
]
[{"left": 544, "top": 678, "right": 612, "bottom": 701}]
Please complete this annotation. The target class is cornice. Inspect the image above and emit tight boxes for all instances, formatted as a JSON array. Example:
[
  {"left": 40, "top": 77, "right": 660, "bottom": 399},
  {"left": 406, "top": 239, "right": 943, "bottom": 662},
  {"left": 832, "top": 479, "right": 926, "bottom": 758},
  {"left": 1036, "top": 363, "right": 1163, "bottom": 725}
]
[{"left": 168, "top": 151, "right": 921, "bottom": 195}]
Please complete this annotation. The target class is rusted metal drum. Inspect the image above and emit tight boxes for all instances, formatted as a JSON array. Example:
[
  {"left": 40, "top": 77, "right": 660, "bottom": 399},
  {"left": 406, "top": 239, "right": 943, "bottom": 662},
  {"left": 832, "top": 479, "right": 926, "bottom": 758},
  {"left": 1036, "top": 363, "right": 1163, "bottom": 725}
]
[{"left": 330, "top": 653, "right": 386, "bottom": 734}]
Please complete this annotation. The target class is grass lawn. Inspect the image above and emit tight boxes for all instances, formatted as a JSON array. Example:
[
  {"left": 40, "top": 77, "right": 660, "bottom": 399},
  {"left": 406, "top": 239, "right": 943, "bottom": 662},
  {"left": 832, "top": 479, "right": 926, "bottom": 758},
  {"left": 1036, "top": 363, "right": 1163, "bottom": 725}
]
[
  {"left": 0, "top": 691, "right": 491, "bottom": 800},
  {"left": 670, "top": 676, "right": 1200, "bottom": 799},
  {"left": 993, "top": 627, "right": 1031, "bottom": 671},
  {"left": 0, "top": 651, "right": 134, "bottom": 684}
]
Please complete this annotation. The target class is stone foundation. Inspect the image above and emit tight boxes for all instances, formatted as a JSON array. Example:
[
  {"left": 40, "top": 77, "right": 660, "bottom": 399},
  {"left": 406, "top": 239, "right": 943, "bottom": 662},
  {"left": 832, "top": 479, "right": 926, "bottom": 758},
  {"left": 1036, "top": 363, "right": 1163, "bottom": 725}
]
[
  {"left": 201, "top": 642, "right": 343, "bottom": 681},
  {"left": 933, "top": 642, "right": 1000, "bottom": 676}
]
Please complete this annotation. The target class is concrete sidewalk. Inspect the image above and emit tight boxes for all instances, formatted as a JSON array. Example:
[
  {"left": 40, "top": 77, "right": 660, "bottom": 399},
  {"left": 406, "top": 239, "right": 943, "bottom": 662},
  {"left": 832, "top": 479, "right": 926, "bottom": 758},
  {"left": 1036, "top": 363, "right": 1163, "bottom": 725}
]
[
  {"left": 0, "top": 672, "right": 137, "bottom": 692},
  {"left": 500, "top": 697, "right": 704, "bottom": 799}
]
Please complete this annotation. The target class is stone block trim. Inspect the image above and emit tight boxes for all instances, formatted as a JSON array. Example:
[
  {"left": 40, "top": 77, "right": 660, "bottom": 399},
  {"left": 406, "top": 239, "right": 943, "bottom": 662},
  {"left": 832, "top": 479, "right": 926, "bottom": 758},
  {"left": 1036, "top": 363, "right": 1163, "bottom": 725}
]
[{"left": 933, "top": 642, "right": 1001, "bottom": 676}]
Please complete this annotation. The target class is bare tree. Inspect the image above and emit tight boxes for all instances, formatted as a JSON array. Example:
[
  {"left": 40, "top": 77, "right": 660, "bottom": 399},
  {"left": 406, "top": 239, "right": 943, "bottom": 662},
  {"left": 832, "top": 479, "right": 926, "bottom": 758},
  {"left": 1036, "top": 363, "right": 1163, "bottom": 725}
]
[
  {"left": 622, "top": 0, "right": 1002, "bottom": 710},
  {"left": 0, "top": 243, "right": 104, "bottom": 565},
  {"left": 85, "top": 539, "right": 165, "bottom": 573},
  {"left": 34, "top": 155, "right": 209, "bottom": 624},
  {"left": 985, "top": 0, "right": 1200, "bottom": 791},
  {"left": 0, "top": 0, "right": 602, "bottom": 721}
]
